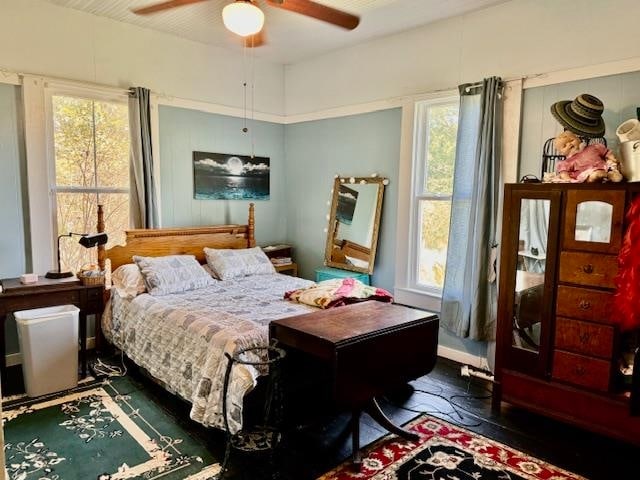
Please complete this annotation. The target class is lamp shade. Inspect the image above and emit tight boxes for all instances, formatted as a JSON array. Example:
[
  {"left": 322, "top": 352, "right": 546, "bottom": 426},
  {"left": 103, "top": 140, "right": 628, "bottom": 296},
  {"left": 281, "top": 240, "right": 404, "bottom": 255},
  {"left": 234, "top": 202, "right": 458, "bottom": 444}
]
[
  {"left": 222, "top": 1, "right": 264, "bottom": 37},
  {"left": 79, "top": 232, "right": 108, "bottom": 248}
]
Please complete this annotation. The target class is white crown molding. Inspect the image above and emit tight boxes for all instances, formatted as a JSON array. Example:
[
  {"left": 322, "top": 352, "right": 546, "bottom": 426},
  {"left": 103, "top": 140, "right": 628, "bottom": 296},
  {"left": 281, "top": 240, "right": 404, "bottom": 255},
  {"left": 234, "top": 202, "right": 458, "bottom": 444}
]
[
  {"left": 0, "top": 71, "right": 20, "bottom": 86},
  {"left": 523, "top": 56, "right": 640, "bottom": 90},
  {"left": 153, "top": 94, "right": 287, "bottom": 124}
]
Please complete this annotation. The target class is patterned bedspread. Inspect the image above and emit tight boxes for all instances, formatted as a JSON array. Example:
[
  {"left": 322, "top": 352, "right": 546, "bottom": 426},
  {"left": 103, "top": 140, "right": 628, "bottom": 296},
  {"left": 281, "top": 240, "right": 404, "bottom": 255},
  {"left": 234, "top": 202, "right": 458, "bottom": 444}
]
[{"left": 103, "top": 273, "right": 315, "bottom": 433}]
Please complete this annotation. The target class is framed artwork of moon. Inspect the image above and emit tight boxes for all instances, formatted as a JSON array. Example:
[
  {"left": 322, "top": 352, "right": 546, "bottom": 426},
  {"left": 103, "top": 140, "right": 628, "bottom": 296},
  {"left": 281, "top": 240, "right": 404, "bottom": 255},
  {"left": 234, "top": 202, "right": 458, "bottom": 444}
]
[{"left": 193, "top": 152, "right": 270, "bottom": 200}]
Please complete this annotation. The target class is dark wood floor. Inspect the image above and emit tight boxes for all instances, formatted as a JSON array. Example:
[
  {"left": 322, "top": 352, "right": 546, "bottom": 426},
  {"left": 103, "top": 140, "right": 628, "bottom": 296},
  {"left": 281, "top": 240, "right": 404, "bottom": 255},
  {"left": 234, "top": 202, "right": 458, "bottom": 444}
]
[{"left": 4, "top": 356, "right": 640, "bottom": 480}]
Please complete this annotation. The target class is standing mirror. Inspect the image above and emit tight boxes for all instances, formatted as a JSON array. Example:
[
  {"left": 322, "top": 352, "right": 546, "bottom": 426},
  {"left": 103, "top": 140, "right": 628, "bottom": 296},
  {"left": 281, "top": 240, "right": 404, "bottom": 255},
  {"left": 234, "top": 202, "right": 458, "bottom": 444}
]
[{"left": 325, "top": 176, "right": 386, "bottom": 274}]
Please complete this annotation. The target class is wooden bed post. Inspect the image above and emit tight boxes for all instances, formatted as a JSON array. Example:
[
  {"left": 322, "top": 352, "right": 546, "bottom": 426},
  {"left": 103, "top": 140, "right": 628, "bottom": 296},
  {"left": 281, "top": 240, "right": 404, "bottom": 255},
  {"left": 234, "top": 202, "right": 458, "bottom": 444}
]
[
  {"left": 97, "top": 204, "right": 106, "bottom": 271},
  {"left": 248, "top": 203, "right": 256, "bottom": 247}
]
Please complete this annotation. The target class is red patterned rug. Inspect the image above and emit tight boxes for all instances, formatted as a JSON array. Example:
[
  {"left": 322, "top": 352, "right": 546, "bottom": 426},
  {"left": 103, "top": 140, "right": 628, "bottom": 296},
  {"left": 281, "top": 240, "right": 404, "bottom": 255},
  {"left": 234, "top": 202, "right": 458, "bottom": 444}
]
[{"left": 317, "top": 415, "right": 585, "bottom": 480}]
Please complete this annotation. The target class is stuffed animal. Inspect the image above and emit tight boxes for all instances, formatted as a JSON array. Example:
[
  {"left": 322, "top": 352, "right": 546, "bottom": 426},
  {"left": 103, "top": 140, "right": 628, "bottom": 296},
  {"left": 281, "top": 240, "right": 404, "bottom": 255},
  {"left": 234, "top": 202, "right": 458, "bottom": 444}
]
[{"left": 553, "top": 131, "right": 623, "bottom": 183}]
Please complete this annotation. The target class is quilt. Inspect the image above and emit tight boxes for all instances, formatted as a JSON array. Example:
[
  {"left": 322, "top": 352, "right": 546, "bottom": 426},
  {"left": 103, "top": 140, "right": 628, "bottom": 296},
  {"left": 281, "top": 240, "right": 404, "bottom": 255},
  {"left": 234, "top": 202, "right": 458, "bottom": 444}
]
[{"left": 103, "top": 273, "right": 315, "bottom": 434}]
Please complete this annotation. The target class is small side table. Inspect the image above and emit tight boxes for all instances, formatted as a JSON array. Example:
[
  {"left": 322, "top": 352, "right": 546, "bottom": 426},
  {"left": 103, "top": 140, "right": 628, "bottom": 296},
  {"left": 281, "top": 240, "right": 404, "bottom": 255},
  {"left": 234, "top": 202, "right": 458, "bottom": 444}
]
[
  {"left": 274, "top": 263, "right": 298, "bottom": 276},
  {"left": 0, "top": 276, "right": 104, "bottom": 386},
  {"left": 315, "top": 266, "right": 370, "bottom": 285}
]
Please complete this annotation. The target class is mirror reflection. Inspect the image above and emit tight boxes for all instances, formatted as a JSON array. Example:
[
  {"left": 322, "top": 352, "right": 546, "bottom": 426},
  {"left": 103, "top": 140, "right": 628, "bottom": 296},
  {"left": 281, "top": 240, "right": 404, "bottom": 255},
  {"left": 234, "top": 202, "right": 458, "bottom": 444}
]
[
  {"left": 575, "top": 201, "right": 613, "bottom": 243},
  {"left": 513, "top": 199, "right": 550, "bottom": 353},
  {"left": 325, "top": 177, "right": 385, "bottom": 274}
]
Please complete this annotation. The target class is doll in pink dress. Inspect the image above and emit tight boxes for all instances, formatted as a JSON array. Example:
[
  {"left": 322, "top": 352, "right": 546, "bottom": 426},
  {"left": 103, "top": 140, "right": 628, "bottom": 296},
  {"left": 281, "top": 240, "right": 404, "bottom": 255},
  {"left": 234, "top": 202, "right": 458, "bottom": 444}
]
[{"left": 553, "top": 131, "right": 623, "bottom": 183}]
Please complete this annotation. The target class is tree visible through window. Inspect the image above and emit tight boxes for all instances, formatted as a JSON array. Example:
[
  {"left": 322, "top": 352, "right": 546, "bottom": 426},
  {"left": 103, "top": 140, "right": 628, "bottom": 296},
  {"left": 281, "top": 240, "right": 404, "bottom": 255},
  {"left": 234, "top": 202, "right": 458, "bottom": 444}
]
[
  {"left": 52, "top": 95, "right": 130, "bottom": 273},
  {"left": 415, "top": 100, "right": 459, "bottom": 290}
]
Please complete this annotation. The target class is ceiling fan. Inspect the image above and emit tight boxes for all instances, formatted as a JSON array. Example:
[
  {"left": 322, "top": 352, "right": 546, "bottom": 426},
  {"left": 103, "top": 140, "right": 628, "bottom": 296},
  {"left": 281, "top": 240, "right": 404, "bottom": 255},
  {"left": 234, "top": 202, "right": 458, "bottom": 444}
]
[{"left": 131, "top": 0, "right": 360, "bottom": 47}]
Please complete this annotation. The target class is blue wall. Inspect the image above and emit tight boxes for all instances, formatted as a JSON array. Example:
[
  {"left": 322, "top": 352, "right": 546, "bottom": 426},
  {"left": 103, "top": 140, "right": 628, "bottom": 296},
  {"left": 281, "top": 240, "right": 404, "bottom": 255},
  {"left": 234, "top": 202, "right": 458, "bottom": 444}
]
[
  {"left": 0, "top": 83, "right": 28, "bottom": 279},
  {"left": 158, "top": 106, "right": 487, "bottom": 358},
  {"left": 520, "top": 70, "right": 640, "bottom": 178},
  {"left": 0, "top": 83, "right": 28, "bottom": 356},
  {"left": 284, "top": 109, "right": 402, "bottom": 291},
  {"left": 158, "top": 106, "right": 289, "bottom": 247}
]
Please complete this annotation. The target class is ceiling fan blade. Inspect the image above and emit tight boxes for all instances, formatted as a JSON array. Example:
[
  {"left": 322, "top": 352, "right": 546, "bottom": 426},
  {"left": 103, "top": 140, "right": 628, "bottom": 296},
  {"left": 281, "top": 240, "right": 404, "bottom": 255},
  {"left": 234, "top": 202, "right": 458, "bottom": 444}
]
[
  {"left": 243, "top": 28, "right": 266, "bottom": 48},
  {"left": 131, "top": 0, "right": 208, "bottom": 15},
  {"left": 266, "top": 0, "right": 359, "bottom": 30}
]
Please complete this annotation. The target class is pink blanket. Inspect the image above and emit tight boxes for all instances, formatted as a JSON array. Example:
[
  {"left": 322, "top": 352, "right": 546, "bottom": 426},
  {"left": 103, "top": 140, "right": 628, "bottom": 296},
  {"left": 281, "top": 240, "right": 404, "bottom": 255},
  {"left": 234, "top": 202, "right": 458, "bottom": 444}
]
[{"left": 284, "top": 278, "right": 393, "bottom": 309}]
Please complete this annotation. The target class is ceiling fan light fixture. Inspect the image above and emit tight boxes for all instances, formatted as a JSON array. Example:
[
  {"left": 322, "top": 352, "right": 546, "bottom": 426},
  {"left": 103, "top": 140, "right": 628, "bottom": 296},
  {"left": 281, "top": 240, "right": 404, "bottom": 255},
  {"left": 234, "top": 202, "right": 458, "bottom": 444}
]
[{"left": 222, "top": 1, "right": 265, "bottom": 37}]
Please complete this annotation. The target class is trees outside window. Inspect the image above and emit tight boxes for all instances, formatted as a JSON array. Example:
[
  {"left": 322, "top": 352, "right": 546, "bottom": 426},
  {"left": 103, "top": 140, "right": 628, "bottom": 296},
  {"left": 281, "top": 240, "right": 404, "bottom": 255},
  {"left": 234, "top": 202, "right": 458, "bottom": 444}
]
[
  {"left": 51, "top": 95, "right": 130, "bottom": 273},
  {"left": 413, "top": 99, "right": 459, "bottom": 292}
]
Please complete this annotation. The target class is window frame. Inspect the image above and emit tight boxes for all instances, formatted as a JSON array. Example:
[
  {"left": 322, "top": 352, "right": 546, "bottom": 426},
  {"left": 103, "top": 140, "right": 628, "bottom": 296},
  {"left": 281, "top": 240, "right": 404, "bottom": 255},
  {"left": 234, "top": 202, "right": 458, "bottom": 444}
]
[
  {"left": 44, "top": 83, "right": 131, "bottom": 263},
  {"left": 408, "top": 95, "right": 459, "bottom": 295},
  {"left": 394, "top": 93, "right": 459, "bottom": 310}
]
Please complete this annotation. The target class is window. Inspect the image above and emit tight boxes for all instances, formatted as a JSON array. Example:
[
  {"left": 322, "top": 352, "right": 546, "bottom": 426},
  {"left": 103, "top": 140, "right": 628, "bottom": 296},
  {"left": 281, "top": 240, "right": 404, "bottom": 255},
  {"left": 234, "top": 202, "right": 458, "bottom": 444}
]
[
  {"left": 411, "top": 98, "right": 459, "bottom": 293},
  {"left": 50, "top": 94, "right": 131, "bottom": 273}
]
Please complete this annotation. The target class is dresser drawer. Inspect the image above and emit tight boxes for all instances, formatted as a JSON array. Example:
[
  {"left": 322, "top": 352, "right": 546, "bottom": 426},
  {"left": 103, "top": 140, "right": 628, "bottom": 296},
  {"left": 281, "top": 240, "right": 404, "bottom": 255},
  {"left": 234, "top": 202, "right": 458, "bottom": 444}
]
[
  {"left": 552, "top": 350, "right": 611, "bottom": 392},
  {"left": 554, "top": 317, "right": 615, "bottom": 359},
  {"left": 559, "top": 252, "right": 617, "bottom": 289},
  {"left": 556, "top": 285, "right": 614, "bottom": 323}
]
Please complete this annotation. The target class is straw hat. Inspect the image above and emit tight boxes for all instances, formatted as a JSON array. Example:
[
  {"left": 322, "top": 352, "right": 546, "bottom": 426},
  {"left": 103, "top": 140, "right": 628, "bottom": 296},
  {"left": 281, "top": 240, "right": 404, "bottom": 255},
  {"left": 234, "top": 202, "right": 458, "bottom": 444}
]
[{"left": 550, "top": 94, "right": 606, "bottom": 138}]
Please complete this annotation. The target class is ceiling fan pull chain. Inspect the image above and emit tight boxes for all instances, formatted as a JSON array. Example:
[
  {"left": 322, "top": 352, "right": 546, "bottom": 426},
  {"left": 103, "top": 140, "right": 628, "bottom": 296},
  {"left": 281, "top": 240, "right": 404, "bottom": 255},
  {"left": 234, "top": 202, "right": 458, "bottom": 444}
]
[
  {"left": 251, "top": 34, "right": 256, "bottom": 158},
  {"left": 242, "top": 40, "right": 248, "bottom": 134}
]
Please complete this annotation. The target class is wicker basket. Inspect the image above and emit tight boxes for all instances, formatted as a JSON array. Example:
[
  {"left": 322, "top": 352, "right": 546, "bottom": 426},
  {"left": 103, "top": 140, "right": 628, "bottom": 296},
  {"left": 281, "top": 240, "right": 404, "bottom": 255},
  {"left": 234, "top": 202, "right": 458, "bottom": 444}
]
[{"left": 77, "top": 271, "right": 105, "bottom": 286}]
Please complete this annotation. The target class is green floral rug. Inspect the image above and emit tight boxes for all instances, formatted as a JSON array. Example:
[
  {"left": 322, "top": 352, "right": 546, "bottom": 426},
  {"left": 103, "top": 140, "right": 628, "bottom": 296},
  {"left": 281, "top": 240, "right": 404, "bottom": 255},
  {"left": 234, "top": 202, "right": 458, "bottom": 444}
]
[{"left": 2, "top": 377, "right": 220, "bottom": 480}]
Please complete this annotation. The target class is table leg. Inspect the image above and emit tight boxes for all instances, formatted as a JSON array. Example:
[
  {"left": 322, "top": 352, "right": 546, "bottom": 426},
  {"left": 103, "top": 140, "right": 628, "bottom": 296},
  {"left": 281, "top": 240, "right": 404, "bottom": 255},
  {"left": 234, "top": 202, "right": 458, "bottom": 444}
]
[
  {"left": 365, "top": 398, "right": 419, "bottom": 441},
  {"left": 351, "top": 409, "right": 362, "bottom": 470},
  {"left": 79, "top": 311, "right": 87, "bottom": 378}
]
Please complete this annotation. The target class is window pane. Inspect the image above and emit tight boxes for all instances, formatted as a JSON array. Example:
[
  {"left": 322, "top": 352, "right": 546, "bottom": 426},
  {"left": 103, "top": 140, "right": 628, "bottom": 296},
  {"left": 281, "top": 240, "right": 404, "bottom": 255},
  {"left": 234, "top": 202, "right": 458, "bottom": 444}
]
[
  {"left": 94, "top": 101, "right": 130, "bottom": 189},
  {"left": 99, "top": 192, "right": 130, "bottom": 249},
  {"left": 56, "top": 192, "right": 99, "bottom": 273},
  {"left": 53, "top": 94, "right": 131, "bottom": 273},
  {"left": 424, "top": 103, "right": 458, "bottom": 195},
  {"left": 53, "top": 96, "right": 96, "bottom": 187},
  {"left": 56, "top": 192, "right": 130, "bottom": 273},
  {"left": 418, "top": 199, "right": 452, "bottom": 289}
]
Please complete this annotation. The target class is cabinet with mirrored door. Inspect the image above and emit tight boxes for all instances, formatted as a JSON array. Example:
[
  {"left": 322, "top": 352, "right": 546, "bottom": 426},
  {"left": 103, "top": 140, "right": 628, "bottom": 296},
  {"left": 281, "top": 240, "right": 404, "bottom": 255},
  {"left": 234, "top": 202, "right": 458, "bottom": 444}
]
[{"left": 494, "top": 183, "right": 640, "bottom": 445}]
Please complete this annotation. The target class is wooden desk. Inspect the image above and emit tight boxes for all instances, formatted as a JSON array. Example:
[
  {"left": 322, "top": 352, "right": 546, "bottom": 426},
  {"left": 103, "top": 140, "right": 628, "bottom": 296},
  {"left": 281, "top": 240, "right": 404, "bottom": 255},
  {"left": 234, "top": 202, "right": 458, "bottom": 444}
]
[
  {"left": 0, "top": 276, "right": 104, "bottom": 385},
  {"left": 270, "top": 301, "right": 439, "bottom": 466}
]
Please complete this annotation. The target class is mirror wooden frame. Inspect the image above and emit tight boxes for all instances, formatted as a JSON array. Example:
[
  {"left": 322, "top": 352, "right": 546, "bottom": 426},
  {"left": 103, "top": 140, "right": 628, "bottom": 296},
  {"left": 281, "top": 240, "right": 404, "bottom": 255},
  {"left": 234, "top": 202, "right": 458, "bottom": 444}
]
[{"left": 324, "top": 176, "right": 386, "bottom": 275}]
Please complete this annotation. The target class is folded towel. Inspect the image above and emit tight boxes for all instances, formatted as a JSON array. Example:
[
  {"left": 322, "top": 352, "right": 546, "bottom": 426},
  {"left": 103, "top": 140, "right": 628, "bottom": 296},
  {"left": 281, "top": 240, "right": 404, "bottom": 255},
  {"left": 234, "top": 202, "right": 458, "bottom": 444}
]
[{"left": 284, "top": 278, "right": 393, "bottom": 309}]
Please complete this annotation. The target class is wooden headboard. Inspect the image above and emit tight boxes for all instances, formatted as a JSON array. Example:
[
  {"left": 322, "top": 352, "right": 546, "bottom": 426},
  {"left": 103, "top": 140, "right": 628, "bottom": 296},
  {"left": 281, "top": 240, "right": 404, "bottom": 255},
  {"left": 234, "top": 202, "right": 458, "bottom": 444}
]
[{"left": 97, "top": 203, "right": 256, "bottom": 271}]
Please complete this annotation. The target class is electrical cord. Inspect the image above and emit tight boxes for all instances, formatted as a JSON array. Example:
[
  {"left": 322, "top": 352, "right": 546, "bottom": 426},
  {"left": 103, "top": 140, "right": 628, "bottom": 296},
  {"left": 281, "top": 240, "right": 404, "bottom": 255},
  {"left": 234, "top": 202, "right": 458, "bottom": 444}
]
[
  {"left": 381, "top": 376, "right": 493, "bottom": 429},
  {"left": 91, "top": 346, "right": 128, "bottom": 378}
]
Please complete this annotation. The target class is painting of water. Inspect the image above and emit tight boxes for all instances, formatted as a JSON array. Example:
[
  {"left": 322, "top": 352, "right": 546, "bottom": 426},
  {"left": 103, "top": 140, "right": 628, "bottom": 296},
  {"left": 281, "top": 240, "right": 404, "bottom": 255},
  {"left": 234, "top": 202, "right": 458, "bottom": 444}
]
[{"left": 193, "top": 152, "right": 270, "bottom": 200}]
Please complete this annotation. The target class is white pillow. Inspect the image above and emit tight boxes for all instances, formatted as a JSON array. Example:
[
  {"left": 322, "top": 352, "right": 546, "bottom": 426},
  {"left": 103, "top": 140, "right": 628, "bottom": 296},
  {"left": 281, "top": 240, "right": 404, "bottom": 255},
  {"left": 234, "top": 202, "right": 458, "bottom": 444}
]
[
  {"left": 204, "top": 246, "right": 275, "bottom": 280},
  {"left": 111, "top": 263, "right": 146, "bottom": 297},
  {"left": 133, "top": 254, "right": 215, "bottom": 296}
]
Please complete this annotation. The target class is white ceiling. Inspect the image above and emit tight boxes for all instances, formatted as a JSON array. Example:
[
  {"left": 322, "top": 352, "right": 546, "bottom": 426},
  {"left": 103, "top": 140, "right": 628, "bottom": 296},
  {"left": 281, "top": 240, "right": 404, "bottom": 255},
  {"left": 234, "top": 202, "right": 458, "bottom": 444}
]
[{"left": 44, "top": 0, "right": 509, "bottom": 64}]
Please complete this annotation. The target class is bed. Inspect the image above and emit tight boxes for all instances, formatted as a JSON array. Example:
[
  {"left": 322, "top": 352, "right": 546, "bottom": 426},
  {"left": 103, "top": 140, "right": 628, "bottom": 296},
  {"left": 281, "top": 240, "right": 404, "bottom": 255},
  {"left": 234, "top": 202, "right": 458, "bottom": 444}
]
[{"left": 96, "top": 204, "right": 316, "bottom": 433}]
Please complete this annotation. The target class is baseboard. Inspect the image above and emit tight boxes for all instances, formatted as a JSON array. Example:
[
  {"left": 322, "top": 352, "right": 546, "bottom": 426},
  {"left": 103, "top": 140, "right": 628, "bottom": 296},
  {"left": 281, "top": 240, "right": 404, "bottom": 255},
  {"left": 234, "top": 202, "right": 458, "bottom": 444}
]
[
  {"left": 6, "top": 337, "right": 96, "bottom": 367},
  {"left": 437, "top": 344, "right": 488, "bottom": 370}
]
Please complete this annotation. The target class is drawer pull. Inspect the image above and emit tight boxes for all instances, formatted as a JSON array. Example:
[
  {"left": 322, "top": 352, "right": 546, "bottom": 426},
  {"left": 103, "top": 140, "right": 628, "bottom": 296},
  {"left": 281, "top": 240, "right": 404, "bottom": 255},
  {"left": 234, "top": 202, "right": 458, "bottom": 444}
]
[
  {"left": 578, "top": 332, "right": 591, "bottom": 344},
  {"left": 574, "top": 365, "right": 586, "bottom": 376},
  {"left": 578, "top": 300, "right": 592, "bottom": 310},
  {"left": 581, "top": 264, "right": 594, "bottom": 274}
]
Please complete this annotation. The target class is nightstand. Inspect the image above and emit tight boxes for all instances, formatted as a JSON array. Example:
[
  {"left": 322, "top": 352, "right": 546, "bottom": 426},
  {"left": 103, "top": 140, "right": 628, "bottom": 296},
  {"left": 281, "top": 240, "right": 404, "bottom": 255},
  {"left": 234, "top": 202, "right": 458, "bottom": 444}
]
[
  {"left": 315, "top": 266, "right": 370, "bottom": 285},
  {"left": 262, "top": 244, "right": 298, "bottom": 277},
  {"left": 274, "top": 263, "right": 298, "bottom": 276},
  {"left": 0, "top": 276, "right": 104, "bottom": 385}
]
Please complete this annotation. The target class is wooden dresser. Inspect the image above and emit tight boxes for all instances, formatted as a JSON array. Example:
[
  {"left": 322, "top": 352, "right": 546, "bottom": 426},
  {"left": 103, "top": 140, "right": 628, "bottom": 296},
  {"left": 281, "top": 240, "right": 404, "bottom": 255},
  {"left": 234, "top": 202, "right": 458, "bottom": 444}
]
[{"left": 495, "top": 183, "right": 640, "bottom": 444}]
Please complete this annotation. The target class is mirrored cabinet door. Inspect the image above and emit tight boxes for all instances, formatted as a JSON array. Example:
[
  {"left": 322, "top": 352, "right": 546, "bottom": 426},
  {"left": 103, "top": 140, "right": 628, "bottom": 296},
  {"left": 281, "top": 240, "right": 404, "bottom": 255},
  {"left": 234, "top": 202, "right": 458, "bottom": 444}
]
[
  {"left": 563, "top": 189, "right": 626, "bottom": 254},
  {"left": 499, "top": 188, "right": 562, "bottom": 378}
]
